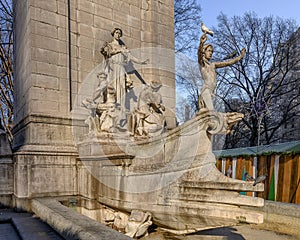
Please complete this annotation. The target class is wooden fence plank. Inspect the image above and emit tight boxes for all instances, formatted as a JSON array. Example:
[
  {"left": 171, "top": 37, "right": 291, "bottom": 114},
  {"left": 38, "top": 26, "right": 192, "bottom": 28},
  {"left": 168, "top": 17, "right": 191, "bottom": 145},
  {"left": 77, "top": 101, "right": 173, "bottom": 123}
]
[
  {"left": 296, "top": 155, "right": 300, "bottom": 204},
  {"left": 289, "top": 156, "right": 299, "bottom": 203},
  {"left": 282, "top": 156, "right": 292, "bottom": 202},
  {"left": 266, "top": 155, "right": 275, "bottom": 200},
  {"left": 237, "top": 157, "right": 243, "bottom": 180},
  {"left": 216, "top": 158, "right": 222, "bottom": 172},
  {"left": 277, "top": 155, "right": 285, "bottom": 202},
  {"left": 215, "top": 153, "right": 300, "bottom": 204},
  {"left": 258, "top": 156, "right": 267, "bottom": 199}
]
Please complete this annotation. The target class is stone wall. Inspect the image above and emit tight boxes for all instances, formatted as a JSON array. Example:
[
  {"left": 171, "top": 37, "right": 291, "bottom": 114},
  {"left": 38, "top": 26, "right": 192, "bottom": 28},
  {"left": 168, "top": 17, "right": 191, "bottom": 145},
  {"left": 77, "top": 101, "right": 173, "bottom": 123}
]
[
  {"left": 12, "top": 0, "right": 175, "bottom": 207},
  {"left": 0, "top": 130, "right": 13, "bottom": 206},
  {"left": 14, "top": 0, "right": 175, "bottom": 129}
]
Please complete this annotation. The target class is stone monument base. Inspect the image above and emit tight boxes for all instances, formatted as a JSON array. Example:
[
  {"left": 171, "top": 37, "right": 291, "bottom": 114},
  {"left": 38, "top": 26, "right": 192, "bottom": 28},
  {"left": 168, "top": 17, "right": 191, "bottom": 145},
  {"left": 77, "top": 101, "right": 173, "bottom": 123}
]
[{"left": 76, "top": 111, "right": 264, "bottom": 232}]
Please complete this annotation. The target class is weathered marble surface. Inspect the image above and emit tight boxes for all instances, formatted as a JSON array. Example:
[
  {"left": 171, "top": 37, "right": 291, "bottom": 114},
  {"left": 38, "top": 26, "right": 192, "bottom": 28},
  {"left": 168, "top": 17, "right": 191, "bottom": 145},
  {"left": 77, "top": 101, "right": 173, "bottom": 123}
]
[
  {"left": 0, "top": 130, "right": 13, "bottom": 199},
  {"left": 31, "top": 198, "right": 131, "bottom": 240},
  {"left": 11, "top": 0, "right": 176, "bottom": 210},
  {"left": 77, "top": 110, "right": 264, "bottom": 232},
  {"left": 198, "top": 23, "right": 246, "bottom": 111}
]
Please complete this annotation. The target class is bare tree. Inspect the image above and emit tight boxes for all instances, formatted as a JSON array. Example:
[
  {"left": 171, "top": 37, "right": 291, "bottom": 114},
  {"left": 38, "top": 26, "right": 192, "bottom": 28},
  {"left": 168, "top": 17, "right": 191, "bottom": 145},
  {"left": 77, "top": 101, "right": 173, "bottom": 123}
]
[
  {"left": 174, "top": 0, "right": 202, "bottom": 121},
  {"left": 176, "top": 54, "right": 201, "bottom": 119},
  {"left": 211, "top": 12, "right": 299, "bottom": 147},
  {"left": 176, "top": 96, "right": 192, "bottom": 124},
  {"left": 0, "top": 0, "right": 13, "bottom": 142},
  {"left": 176, "top": 12, "right": 299, "bottom": 147},
  {"left": 174, "top": 0, "right": 202, "bottom": 55}
]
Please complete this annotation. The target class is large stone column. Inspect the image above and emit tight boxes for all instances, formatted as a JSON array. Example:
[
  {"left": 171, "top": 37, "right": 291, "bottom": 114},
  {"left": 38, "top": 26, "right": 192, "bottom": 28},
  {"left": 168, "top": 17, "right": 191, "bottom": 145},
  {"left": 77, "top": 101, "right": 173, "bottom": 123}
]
[{"left": 12, "top": 0, "right": 175, "bottom": 209}]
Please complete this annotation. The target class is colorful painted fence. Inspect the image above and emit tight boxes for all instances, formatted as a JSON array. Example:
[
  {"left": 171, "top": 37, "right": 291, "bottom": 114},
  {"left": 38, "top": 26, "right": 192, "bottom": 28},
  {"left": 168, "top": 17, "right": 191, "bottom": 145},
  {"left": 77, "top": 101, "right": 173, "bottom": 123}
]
[{"left": 214, "top": 141, "right": 300, "bottom": 204}]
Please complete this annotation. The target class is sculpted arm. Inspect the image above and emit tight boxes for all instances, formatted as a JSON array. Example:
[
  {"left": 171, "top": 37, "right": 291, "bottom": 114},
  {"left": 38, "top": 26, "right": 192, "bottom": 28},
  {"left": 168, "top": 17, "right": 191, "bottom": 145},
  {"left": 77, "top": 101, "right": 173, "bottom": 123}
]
[
  {"left": 198, "top": 34, "right": 207, "bottom": 66},
  {"left": 215, "top": 48, "right": 246, "bottom": 68},
  {"left": 129, "top": 54, "right": 149, "bottom": 65},
  {"left": 100, "top": 42, "right": 110, "bottom": 59}
]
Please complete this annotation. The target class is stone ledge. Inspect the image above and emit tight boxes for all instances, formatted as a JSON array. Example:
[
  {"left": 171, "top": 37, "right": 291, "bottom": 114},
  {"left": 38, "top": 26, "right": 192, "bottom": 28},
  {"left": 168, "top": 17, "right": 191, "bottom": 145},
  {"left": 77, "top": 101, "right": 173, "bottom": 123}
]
[
  {"left": 0, "top": 208, "right": 64, "bottom": 240},
  {"left": 31, "top": 198, "right": 132, "bottom": 240},
  {"left": 13, "top": 144, "right": 78, "bottom": 156},
  {"left": 142, "top": 232, "right": 227, "bottom": 240},
  {"left": 244, "top": 200, "right": 300, "bottom": 219},
  {"left": 242, "top": 201, "right": 300, "bottom": 237},
  {"left": 12, "top": 114, "right": 83, "bottom": 135},
  {"left": 263, "top": 200, "right": 300, "bottom": 217}
]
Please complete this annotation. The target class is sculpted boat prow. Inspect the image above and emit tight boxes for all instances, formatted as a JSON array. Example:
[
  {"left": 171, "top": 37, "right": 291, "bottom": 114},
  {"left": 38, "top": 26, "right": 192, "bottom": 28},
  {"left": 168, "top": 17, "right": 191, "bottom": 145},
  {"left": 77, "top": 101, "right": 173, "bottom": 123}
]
[
  {"left": 76, "top": 26, "right": 264, "bottom": 234},
  {"left": 77, "top": 110, "right": 264, "bottom": 233}
]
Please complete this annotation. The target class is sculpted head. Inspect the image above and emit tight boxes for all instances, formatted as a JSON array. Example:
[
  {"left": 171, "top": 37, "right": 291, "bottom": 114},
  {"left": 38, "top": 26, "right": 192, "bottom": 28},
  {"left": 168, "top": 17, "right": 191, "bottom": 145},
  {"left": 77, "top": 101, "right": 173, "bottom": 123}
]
[
  {"left": 150, "top": 80, "right": 162, "bottom": 91},
  {"left": 203, "top": 44, "right": 213, "bottom": 60},
  {"left": 97, "top": 72, "right": 107, "bottom": 80},
  {"left": 111, "top": 27, "right": 123, "bottom": 40}
]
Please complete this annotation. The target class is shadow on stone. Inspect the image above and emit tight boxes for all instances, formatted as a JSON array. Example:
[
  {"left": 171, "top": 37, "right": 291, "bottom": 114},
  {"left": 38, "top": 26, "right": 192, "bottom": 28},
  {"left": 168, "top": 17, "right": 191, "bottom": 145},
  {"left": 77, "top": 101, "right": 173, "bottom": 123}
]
[{"left": 194, "top": 226, "right": 246, "bottom": 240}]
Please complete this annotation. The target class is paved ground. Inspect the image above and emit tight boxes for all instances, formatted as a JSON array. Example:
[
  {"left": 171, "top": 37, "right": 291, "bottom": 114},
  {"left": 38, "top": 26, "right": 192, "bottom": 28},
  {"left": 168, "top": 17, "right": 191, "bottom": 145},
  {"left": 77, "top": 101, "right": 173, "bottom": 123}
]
[
  {"left": 194, "top": 225, "right": 300, "bottom": 240},
  {"left": 1, "top": 206, "right": 299, "bottom": 240},
  {"left": 145, "top": 224, "right": 300, "bottom": 240},
  {"left": 0, "top": 222, "right": 20, "bottom": 240},
  {"left": 0, "top": 208, "right": 64, "bottom": 240}
]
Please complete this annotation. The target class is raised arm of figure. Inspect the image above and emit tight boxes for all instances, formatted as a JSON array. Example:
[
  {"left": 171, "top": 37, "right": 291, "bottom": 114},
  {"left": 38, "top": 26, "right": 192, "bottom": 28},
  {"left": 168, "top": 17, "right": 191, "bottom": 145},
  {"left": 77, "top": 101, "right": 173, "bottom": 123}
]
[
  {"left": 198, "top": 33, "right": 208, "bottom": 66},
  {"left": 215, "top": 48, "right": 246, "bottom": 69}
]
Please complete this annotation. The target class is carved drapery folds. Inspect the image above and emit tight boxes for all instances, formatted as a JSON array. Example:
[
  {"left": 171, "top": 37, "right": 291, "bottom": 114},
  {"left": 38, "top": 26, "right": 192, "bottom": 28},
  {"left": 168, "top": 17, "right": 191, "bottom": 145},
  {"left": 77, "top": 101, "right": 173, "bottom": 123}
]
[{"left": 82, "top": 28, "right": 164, "bottom": 138}]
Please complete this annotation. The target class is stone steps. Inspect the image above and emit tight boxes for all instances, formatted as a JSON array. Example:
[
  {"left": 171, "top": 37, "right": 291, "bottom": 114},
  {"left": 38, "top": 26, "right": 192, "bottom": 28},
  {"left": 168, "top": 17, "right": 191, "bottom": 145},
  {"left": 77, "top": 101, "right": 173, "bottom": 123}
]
[
  {"left": 174, "top": 180, "right": 264, "bottom": 207},
  {"left": 0, "top": 222, "right": 21, "bottom": 240},
  {"left": 0, "top": 209, "right": 64, "bottom": 240},
  {"left": 180, "top": 180, "right": 264, "bottom": 192},
  {"left": 177, "top": 192, "right": 263, "bottom": 207},
  {"left": 166, "top": 199, "right": 264, "bottom": 225}
]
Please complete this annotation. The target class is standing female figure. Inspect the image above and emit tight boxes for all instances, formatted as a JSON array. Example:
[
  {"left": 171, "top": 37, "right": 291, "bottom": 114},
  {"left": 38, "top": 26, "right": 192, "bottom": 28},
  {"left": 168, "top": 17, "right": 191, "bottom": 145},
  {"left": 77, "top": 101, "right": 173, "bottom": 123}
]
[{"left": 101, "top": 28, "right": 148, "bottom": 110}]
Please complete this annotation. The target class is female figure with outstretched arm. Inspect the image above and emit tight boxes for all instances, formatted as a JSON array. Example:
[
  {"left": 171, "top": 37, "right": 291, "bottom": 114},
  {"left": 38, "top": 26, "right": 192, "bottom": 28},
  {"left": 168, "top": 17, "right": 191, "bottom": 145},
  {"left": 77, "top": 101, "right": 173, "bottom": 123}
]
[{"left": 101, "top": 28, "right": 148, "bottom": 110}]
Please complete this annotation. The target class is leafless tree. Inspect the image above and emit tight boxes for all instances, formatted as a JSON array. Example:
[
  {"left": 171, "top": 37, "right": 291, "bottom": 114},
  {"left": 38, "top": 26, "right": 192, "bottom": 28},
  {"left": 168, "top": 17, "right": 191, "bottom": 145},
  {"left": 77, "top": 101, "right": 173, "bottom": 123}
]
[
  {"left": 174, "top": 0, "right": 202, "bottom": 55},
  {"left": 211, "top": 12, "right": 300, "bottom": 147},
  {"left": 0, "top": 0, "right": 13, "bottom": 142},
  {"left": 176, "top": 96, "right": 192, "bottom": 124},
  {"left": 176, "top": 12, "right": 299, "bottom": 147},
  {"left": 176, "top": 54, "right": 201, "bottom": 120},
  {"left": 174, "top": 0, "right": 202, "bottom": 121}
]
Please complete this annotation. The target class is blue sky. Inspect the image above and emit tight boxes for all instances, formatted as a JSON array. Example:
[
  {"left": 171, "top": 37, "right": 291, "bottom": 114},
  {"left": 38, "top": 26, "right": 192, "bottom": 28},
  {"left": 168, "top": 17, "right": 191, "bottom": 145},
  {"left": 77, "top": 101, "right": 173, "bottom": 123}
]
[{"left": 198, "top": 0, "right": 300, "bottom": 28}]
